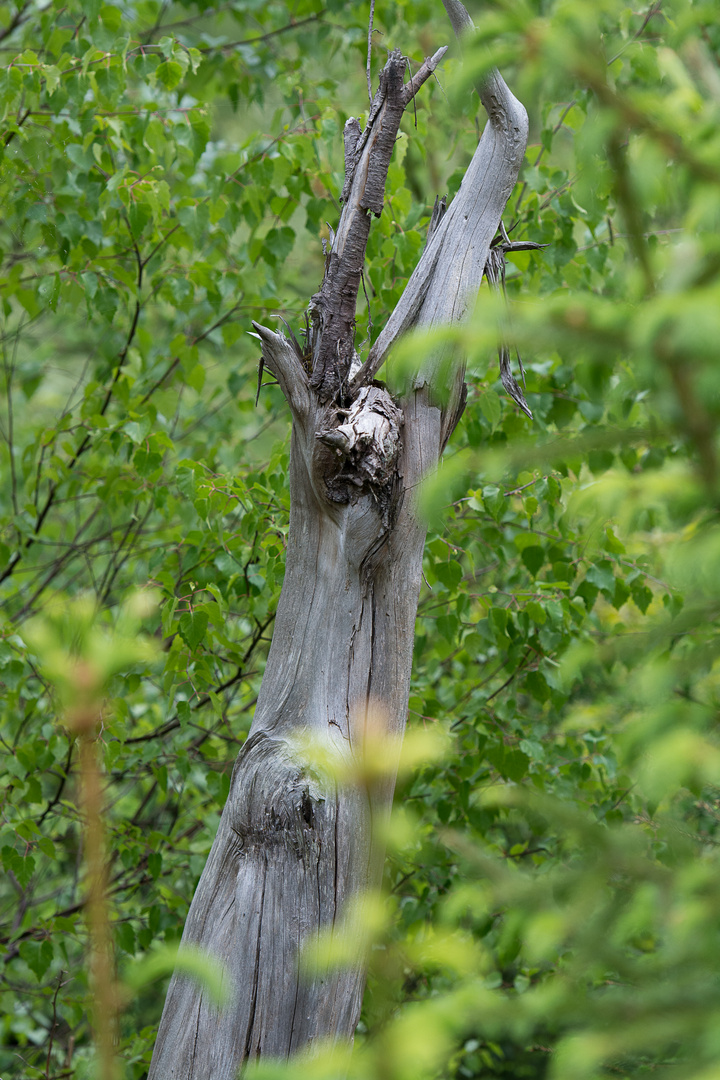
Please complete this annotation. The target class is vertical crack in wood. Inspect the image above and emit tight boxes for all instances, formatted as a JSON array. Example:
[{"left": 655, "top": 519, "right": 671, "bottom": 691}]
[
  {"left": 287, "top": 962, "right": 302, "bottom": 1055},
  {"left": 341, "top": 117, "right": 363, "bottom": 205},
  {"left": 189, "top": 995, "right": 203, "bottom": 1077},
  {"left": 425, "top": 194, "right": 448, "bottom": 246},
  {"left": 333, "top": 791, "right": 340, "bottom": 927},
  {"left": 243, "top": 855, "right": 266, "bottom": 1061}
]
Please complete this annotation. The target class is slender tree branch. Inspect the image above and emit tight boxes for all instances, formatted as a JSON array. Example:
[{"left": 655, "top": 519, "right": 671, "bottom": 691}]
[
  {"left": 198, "top": 11, "right": 327, "bottom": 54},
  {"left": 38, "top": 742, "right": 74, "bottom": 827},
  {"left": 125, "top": 613, "right": 274, "bottom": 745},
  {"left": 366, "top": 0, "right": 376, "bottom": 103},
  {"left": 1, "top": 315, "right": 21, "bottom": 517},
  {"left": 3, "top": 106, "right": 31, "bottom": 147},
  {"left": 98, "top": 501, "right": 155, "bottom": 606},
  {"left": 0, "top": 1, "right": 31, "bottom": 43},
  {"left": 0, "top": 233, "right": 144, "bottom": 589},
  {"left": 251, "top": 321, "right": 311, "bottom": 420},
  {"left": 45, "top": 969, "right": 65, "bottom": 1080}
]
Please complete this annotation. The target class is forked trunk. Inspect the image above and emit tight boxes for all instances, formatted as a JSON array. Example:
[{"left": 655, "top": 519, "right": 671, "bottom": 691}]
[{"left": 149, "top": 5, "right": 528, "bottom": 1076}]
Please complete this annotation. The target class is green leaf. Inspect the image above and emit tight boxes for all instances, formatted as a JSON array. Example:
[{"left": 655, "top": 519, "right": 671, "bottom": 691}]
[
  {"left": 186, "top": 363, "right": 205, "bottom": 393},
  {"left": 99, "top": 4, "right": 122, "bottom": 30},
  {"left": 525, "top": 600, "right": 547, "bottom": 625},
  {"left": 178, "top": 610, "right": 209, "bottom": 651},
  {"left": 631, "top": 581, "right": 653, "bottom": 614},
  {"left": 246, "top": 564, "right": 266, "bottom": 592},
  {"left": 521, "top": 546, "right": 545, "bottom": 576},
  {"left": 479, "top": 390, "right": 502, "bottom": 429},
  {"left": 612, "top": 578, "right": 631, "bottom": 609},
  {"left": 19, "top": 939, "right": 54, "bottom": 981},
  {"left": 503, "top": 749, "right": 530, "bottom": 782},
  {"left": 585, "top": 561, "right": 615, "bottom": 597},
  {"left": 155, "top": 60, "right": 184, "bottom": 90},
  {"left": 482, "top": 484, "right": 504, "bottom": 521},
  {"left": 604, "top": 526, "right": 626, "bottom": 553},
  {"left": 525, "top": 671, "right": 551, "bottom": 703}
]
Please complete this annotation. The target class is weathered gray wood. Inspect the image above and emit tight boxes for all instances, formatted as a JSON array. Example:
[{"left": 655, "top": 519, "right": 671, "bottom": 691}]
[
  {"left": 149, "top": 366, "right": 422, "bottom": 1078},
  {"left": 351, "top": 73, "right": 529, "bottom": 422},
  {"left": 149, "top": 5, "right": 528, "bottom": 1076}
]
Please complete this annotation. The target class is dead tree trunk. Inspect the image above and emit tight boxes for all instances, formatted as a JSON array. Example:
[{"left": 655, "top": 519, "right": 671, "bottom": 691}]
[{"left": 149, "top": 4, "right": 527, "bottom": 1076}]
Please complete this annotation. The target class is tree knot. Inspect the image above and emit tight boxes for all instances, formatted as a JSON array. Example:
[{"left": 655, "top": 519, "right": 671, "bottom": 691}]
[{"left": 315, "top": 384, "right": 404, "bottom": 522}]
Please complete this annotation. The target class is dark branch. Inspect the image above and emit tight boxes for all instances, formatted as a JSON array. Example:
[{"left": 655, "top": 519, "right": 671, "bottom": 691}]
[{"left": 307, "top": 46, "right": 447, "bottom": 404}]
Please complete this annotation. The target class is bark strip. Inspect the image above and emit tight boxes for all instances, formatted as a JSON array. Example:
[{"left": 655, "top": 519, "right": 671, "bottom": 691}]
[{"left": 309, "top": 46, "right": 447, "bottom": 403}]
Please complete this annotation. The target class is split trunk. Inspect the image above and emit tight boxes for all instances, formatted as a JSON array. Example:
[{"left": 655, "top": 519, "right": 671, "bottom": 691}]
[{"left": 149, "top": 6, "right": 528, "bottom": 1076}]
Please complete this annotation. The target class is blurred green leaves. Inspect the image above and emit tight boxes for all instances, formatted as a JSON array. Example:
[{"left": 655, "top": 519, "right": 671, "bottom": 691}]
[
  {"left": 2, "top": 0, "right": 720, "bottom": 1077},
  {"left": 123, "top": 943, "right": 230, "bottom": 1009},
  {"left": 22, "top": 593, "right": 160, "bottom": 721},
  {"left": 362, "top": 1, "right": 720, "bottom": 1078}
]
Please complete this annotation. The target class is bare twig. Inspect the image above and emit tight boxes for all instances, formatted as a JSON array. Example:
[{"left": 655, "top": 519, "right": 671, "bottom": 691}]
[
  {"left": 198, "top": 12, "right": 326, "bottom": 54},
  {"left": 1, "top": 314, "right": 22, "bottom": 517},
  {"left": 38, "top": 742, "right": 74, "bottom": 826},
  {"left": 367, "top": 0, "right": 376, "bottom": 103},
  {"left": 3, "top": 106, "right": 31, "bottom": 147},
  {"left": 607, "top": 1, "right": 663, "bottom": 66},
  {"left": 45, "top": 970, "right": 65, "bottom": 1080},
  {"left": 0, "top": 1, "right": 31, "bottom": 44}
]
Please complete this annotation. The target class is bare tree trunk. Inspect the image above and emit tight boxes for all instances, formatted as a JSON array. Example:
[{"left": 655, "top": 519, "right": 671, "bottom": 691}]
[{"left": 149, "top": 6, "right": 527, "bottom": 1077}]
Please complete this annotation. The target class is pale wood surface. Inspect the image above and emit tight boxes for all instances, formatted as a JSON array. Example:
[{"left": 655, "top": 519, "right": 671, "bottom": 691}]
[{"left": 148, "top": 4, "right": 527, "bottom": 1075}]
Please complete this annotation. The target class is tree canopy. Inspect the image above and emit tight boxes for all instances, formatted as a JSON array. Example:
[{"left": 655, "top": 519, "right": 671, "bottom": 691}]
[{"left": 2, "top": 0, "right": 720, "bottom": 1078}]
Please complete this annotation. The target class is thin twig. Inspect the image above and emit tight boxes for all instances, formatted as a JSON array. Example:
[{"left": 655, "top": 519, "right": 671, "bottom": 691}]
[
  {"left": 2, "top": 314, "right": 22, "bottom": 517},
  {"left": 38, "top": 742, "right": 74, "bottom": 826},
  {"left": 406, "top": 57, "right": 418, "bottom": 128},
  {"left": 606, "top": 1, "right": 663, "bottom": 66},
  {"left": 45, "top": 970, "right": 65, "bottom": 1080},
  {"left": 0, "top": 0, "right": 31, "bottom": 43},
  {"left": 504, "top": 475, "right": 549, "bottom": 497},
  {"left": 367, "top": 0, "right": 376, "bottom": 103},
  {"left": 198, "top": 11, "right": 327, "bottom": 54},
  {"left": 3, "top": 106, "right": 31, "bottom": 147}
]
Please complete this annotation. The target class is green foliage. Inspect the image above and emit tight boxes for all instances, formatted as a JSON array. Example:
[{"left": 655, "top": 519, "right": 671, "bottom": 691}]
[{"left": 1, "top": 0, "right": 720, "bottom": 1078}]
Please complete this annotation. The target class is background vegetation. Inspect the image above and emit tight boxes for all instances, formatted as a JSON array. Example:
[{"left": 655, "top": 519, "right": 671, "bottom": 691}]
[{"left": 2, "top": 0, "right": 720, "bottom": 1077}]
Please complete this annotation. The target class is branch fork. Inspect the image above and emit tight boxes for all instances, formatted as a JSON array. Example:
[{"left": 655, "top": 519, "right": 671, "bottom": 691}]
[
  {"left": 256, "top": 45, "right": 448, "bottom": 409},
  {"left": 151, "top": 4, "right": 535, "bottom": 1077}
]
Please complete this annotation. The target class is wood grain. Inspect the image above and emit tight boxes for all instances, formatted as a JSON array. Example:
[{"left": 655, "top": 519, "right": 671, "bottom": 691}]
[{"left": 149, "top": 4, "right": 528, "bottom": 1075}]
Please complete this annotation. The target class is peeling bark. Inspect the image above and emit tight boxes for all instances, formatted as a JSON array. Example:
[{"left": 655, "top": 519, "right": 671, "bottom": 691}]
[
  {"left": 308, "top": 46, "right": 447, "bottom": 403},
  {"left": 149, "top": 4, "right": 529, "bottom": 1076}
]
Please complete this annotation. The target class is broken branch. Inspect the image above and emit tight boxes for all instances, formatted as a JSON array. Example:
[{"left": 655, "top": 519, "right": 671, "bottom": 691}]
[{"left": 308, "top": 46, "right": 448, "bottom": 404}]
